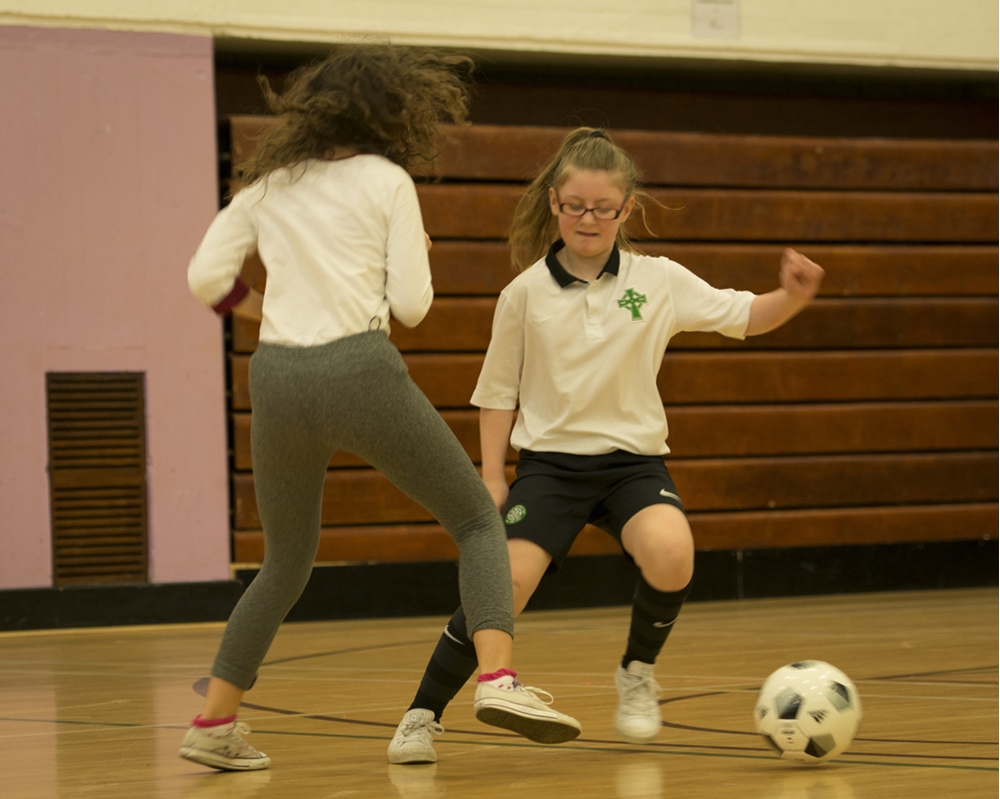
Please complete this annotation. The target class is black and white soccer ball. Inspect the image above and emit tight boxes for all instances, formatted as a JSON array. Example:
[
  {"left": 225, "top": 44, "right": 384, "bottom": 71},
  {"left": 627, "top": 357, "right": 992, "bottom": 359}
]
[{"left": 754, "top": 660, "right": 862, "bottom": 764}]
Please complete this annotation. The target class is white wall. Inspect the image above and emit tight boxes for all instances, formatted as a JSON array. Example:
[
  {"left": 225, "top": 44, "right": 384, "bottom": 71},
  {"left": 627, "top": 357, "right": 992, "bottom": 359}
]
[{"left": 0, "top": 0, "right": 996, "bottom": 71}]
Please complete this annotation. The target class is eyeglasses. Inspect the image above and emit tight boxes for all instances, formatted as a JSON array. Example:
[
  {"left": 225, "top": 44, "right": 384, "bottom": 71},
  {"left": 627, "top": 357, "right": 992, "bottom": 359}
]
[{"left": 557, "top": 200, "right": 626, "bottom": 220}]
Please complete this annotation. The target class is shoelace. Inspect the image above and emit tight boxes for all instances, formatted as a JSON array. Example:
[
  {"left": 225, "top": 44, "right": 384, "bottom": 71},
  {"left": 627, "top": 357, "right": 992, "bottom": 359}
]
[
  {"left": 512, "top": 683, "right": 556, "bottom": 706},
  {"left": 231, "top": 722, "right": 260, "bottom": 752},
  {"left": 219, "top": 722, "right": 262, "bottom": 756},
  {"left": 622, "top": 674, "right": 661, "bottom": 706},
  {"left": 206, "top": 720, "right": 251, "bottom": 740},
  {"left": 403, "top": 717, "right": 444, "bottom": 739}
]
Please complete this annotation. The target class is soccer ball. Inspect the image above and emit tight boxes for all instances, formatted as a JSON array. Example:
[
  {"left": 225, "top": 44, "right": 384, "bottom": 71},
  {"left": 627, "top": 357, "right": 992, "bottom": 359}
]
[{"left": 754, "top": 660, "right": 862, "bottom": 764}]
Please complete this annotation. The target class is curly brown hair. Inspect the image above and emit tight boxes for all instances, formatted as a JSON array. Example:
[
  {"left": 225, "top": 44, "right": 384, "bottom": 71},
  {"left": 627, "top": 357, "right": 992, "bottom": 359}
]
[{"left": 236, "top": 44, "right": 473, "bottom": 187}]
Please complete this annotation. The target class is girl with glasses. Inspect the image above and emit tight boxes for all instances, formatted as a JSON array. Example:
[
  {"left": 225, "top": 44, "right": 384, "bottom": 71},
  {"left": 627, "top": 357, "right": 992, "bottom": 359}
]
[{"left": 389, "top": 126, "right": 824, "bottom": 763}]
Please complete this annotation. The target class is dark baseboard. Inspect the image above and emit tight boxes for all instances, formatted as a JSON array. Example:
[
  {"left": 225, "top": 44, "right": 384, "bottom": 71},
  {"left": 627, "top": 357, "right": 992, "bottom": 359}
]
[
  {"left": 1, "top": 540, "right": 994, "bottom": 631},
  {"left": 0, "top": 580, "right": 243, "bottom": 632}
]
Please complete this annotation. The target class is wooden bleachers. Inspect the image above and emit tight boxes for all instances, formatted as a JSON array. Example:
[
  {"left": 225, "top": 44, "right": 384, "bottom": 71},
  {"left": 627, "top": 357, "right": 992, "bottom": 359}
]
[{"left": 222, "top": 118, "right": 998, "bottom": 565}]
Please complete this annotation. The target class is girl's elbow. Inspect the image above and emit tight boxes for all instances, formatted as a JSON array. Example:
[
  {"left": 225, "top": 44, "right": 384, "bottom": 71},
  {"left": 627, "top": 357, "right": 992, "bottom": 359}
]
[
  {"left": 391, "top": 289, "right": 433, "bottom": 328},
  {"left": 393, "top": 312, "right": 424, "bottom": 328},
  {"left": 392, "top": 302, "right": 431, "bottom": 328},
  {"left": 187, "top": 270, "right": 214, "bottom": 306}
]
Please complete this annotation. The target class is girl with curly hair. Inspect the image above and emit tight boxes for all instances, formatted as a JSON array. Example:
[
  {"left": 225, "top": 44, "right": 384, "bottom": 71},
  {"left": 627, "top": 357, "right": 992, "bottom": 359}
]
[{"left": 182, "top": 45, "right": 580, "bottom": 772}]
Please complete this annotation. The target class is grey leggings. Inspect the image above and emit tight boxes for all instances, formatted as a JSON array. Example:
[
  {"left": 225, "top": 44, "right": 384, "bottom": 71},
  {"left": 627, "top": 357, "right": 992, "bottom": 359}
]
[{"left": 212, "top": 331, "right": 513, "bottom": 690}]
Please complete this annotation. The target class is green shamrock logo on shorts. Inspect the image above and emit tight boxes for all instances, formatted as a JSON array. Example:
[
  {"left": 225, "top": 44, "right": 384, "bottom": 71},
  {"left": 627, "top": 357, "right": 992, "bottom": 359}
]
[{"left": 505, "top": 504, "right": 528, "bottom": 525}]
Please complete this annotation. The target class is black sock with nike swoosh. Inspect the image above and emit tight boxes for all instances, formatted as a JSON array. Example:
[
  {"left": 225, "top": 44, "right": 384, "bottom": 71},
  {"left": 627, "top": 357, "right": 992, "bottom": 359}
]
[
  {"left": 408, "top": 606, "right": 478, "bottom": 722},
  {"left": 621, "top": 577, "right": 692, "bottom": 667}
]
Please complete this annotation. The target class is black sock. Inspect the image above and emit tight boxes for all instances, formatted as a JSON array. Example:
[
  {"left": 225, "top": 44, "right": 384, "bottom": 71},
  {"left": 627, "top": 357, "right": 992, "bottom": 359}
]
[
  {"left": 409, "top": 606, "right": 478, "bottom": 722},
  {"left": 622, "top": 577, "right": 692, "bottom": 668}
]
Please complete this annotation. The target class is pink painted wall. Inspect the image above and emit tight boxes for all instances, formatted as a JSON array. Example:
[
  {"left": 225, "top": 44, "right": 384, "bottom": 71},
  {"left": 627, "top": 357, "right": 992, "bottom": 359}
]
[{"left": 0, "top": 26, "right": 230, "bottom": 588}]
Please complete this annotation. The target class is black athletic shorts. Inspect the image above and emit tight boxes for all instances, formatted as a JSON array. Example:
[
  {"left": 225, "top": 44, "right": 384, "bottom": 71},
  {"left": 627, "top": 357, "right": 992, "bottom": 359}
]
[{"left": 501, "top": 449, "right": 685, "bottom": 573}]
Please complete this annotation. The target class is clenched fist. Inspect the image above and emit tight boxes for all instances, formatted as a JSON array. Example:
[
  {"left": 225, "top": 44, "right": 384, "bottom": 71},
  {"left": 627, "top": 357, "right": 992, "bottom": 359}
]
[{"left": 779, "top": 248, "right": 825, "bottom": 302}]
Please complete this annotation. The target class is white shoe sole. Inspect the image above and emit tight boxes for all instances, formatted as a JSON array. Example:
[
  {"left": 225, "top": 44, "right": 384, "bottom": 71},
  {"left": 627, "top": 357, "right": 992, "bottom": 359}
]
[
  {"left": 388, "top": 746, "right": 437, "bottom": 765},
  {"left": 474, "top": 699, "right": 581, "bottom": 744},
  {"left": 179, "top": 745, "right": 271, "bottom": 771},
  {"left": 614, "top": 720, "right": 661, "bottom": 744}
]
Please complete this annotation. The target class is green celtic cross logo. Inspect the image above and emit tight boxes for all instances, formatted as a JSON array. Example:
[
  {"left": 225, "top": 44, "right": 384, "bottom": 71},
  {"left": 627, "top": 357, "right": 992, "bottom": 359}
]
[{"left": 617, "top": 288, "right": 648, "bottom": 321}]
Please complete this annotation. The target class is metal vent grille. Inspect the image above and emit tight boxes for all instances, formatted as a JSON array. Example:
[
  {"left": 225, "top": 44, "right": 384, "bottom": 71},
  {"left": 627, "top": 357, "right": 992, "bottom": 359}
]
[{"left": 46, "top": 373, "right": 148, "bottom": 585}]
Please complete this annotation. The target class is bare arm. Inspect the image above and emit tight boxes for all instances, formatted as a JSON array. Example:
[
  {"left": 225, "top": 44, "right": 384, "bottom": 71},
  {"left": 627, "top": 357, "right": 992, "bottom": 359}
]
[
  {"left": 480, "top": 407, "right": 515, "bottom": 511},
  {"left": 746, "top": 248, "right": 825, "bottom": 336}
]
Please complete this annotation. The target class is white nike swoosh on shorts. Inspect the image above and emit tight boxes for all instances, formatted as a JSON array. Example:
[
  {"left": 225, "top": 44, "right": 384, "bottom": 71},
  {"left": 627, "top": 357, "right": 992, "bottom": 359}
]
[
  {"left": 659, "top": 489, "right": 681, "bottom": 501},
  {"left": 652, "top": 620, "right": 676, "bottom": 628}
]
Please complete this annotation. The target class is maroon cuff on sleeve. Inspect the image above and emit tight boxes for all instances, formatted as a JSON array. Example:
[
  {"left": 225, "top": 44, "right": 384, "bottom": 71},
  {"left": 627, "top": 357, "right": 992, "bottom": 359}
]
[{"left": 211, "top": 279, "right": 250, "bottom": 315}]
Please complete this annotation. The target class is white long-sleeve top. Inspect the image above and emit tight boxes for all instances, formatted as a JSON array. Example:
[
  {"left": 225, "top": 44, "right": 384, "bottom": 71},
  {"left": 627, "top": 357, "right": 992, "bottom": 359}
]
[{"left": 188, "top": 155, "right": 433, "bottom": 345}]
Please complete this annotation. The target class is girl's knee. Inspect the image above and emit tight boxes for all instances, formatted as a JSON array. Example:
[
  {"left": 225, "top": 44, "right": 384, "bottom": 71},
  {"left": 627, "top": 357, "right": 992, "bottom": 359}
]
[
  {"left": 255, "top": 552, "right": 315, "bottom": 605},
  {"left": 508, "top": 538, "right": 551, "bottom": 615},
  {"left": 638, "top": 540, "right": 693, "bottom": 588},
  {"left": 624, "top": 507, "right": 694, "bottom": 590}
]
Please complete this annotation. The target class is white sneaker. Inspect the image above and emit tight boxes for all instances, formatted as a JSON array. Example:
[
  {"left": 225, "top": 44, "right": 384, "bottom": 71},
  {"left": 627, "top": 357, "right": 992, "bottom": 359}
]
[
  {"left": 178, "top": 719, "right": 271, "bottom": 770},
  {"left": 388, "top": 709, "right": 443, "bottom": 764},
  {"left": 614, "top": 661, "right": 662, "bottom": 743},
  {"left": 474, "top": 675, "right": 581, "bottom": 744}
]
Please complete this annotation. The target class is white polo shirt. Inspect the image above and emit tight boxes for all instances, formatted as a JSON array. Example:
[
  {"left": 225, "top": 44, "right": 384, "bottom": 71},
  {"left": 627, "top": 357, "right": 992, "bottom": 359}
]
[
  {"left": 471, "top": 242, "right": 755, "bottom": 456},
  {"left": 188, "top": 155, "right": 433, "bottom": 345}
]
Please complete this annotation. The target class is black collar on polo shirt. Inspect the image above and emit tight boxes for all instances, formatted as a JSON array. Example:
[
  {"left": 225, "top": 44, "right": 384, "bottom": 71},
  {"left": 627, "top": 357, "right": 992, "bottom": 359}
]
[{"left": 544, "top": 240, "right": 621, "bottom": 288}]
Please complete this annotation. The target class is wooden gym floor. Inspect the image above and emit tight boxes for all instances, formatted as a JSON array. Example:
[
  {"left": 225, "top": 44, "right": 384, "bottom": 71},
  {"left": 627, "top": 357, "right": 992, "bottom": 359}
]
[{"left": 2, "top": 587, "right": 996, "bottom": 798}]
